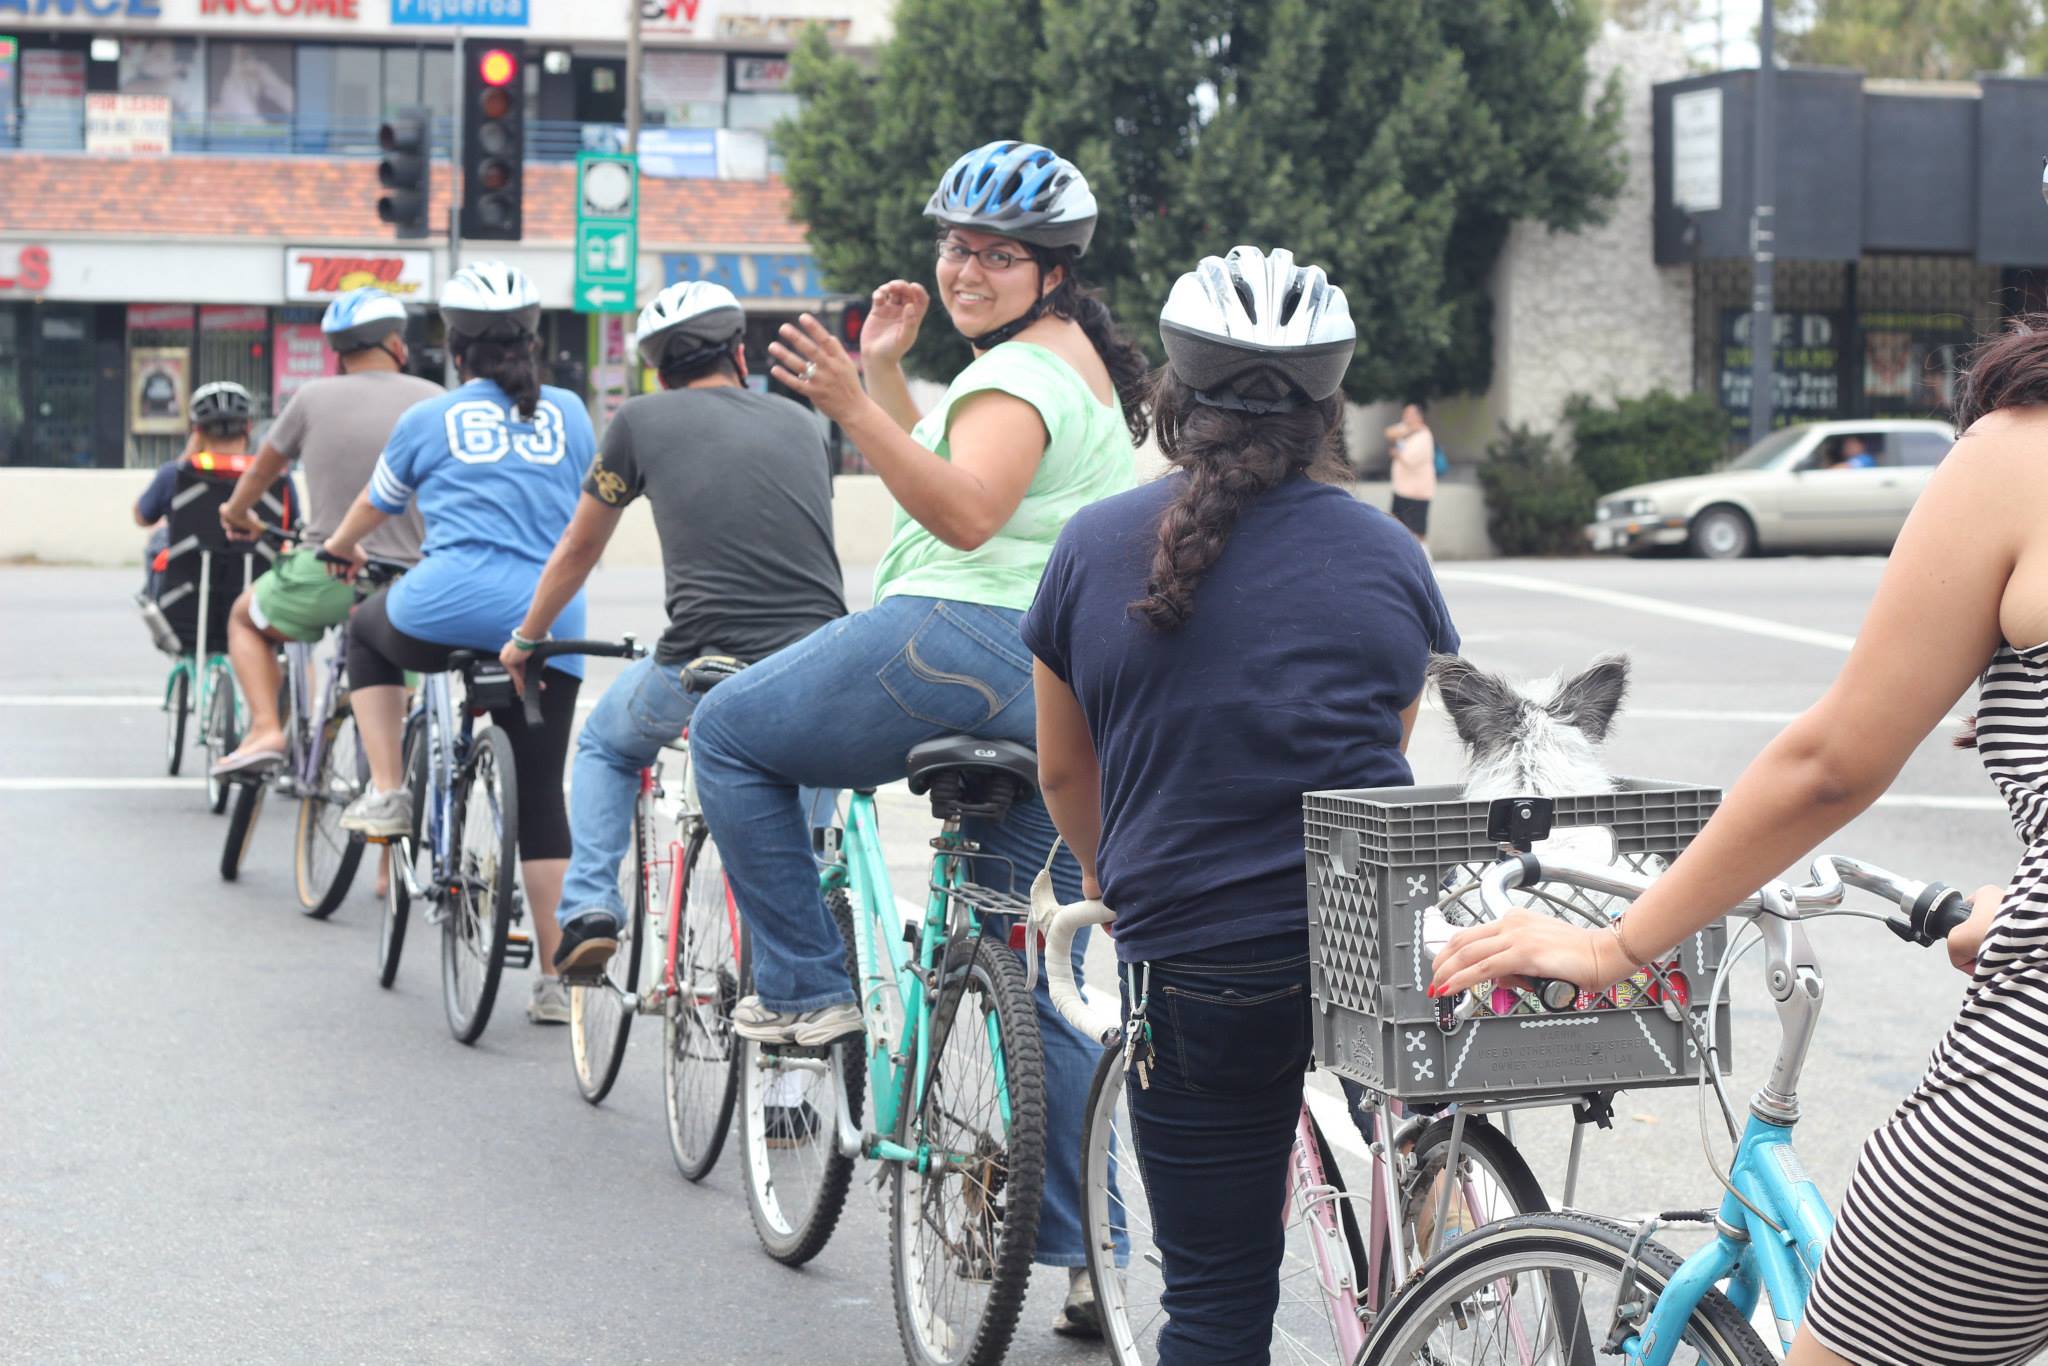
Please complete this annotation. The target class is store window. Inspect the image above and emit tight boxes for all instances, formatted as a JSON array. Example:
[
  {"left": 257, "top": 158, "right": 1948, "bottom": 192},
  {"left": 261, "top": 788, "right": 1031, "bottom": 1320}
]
[
  {"left": 208, "top": 41, "right": 295, "bottom": 146},
  {"left": 128, "top": 305, "right": 195, "bottom": 471},
  {"left": 0, "top": 306, "right": 22, "bottom": 466},
  {"left": 119, "top": 38, "right": 205, "bottom": 144},
  {"left": 297, "top": 46, "right": 383, "bottom": 152},
  {"left": 29, "top": 305, "right": 96, "bottom": 468}
]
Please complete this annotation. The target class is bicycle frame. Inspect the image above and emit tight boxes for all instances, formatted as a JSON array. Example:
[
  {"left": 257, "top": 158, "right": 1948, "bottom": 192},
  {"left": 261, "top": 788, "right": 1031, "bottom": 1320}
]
[
  {"left": 825, "top": 790, "right": 1012, "bottom": 1174},
  {"left": 390, "top": 671, "right": 464, "bottom": 898}
]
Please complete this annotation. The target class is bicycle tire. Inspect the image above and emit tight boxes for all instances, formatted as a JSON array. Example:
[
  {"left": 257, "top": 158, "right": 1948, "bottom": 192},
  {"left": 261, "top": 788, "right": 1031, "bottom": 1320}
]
[
  {"left": 164, "top": 667, "right": 189, "bottom": 776},
  {"left": 1358, "top": 1212, "right": 1776, "bottom": 1366},
  {"left": 219, "top": 778, "right": 266, "bottom": 882},
  {"left": 378, "top": 714, "right": 428, "bottom": 989},
  {"left": 737, "top": 888, "right": 864, "bottom": 1265},
  {"left": 889, "top": 933, "right": 1046, "bottom": 1366},
  {"left": 570, "top": 791, "right": 649, "bottom": 1104},
  {"left": 1085, "top": 1059, "right": 1368, "bottom": 1366},
  {"left": 665, "top": 824, "right": 743, "bottom": 1182},
  {"left": 205, "top": 664, "right": 239, "bottom": 814},
  {"left": 295, "top": 699, "right": 366, "bottom": 918},
  {"left": 442, "top": 724, "right": 517, "bottom": 1045},
  {"left": 1370, "top": 1113, "right": 1553, "bottom": 1303}
]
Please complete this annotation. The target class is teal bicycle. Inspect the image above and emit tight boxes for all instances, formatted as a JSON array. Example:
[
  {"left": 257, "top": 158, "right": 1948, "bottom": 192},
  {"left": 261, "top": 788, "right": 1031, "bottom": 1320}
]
[
  {"left": 1359, "top": 850, "right": 1972, "bottom": 1365},
  {"left": 727, "top": 730, "right": 1049, "bottom": 1366}
]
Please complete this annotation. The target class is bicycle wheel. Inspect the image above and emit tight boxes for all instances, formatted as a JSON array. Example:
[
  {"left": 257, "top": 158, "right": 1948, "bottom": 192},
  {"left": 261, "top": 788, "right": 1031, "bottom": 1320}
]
[
  {"left": 889, "top": 933, "right": 1047, "bottom": 1366},
  {"left": 219, "top": 778, "right": 266, "bottom": 882},
  {"left": 1372, "top": 1114, "right": 1552, "bottom": 1303},
  {"left": 295, "top": 699, "right": 366, "bottom": 918},
  {"left": 569, "top": 791, "right": 649, "bottom": 1104},
  {"left": 442, "top": 725, "right": 517, "bottom": 1044},
  {"left": 665, "top": 824, "right": 742, "bottom": 1181},
  {"left": 1359, "top": 1212, "right": 1775, "bottom": 1366},
  {"left": 205, "top": 663, "right": 239, "bottom": 814},
  {"left": 1085, "top": 1059, "right": 1367, "bottom": 1366},
  {"left": 164, "top": 666, "right": 190, "bottom": 776},
  {"left": 738, "top": 888, "right": 864, "bottom": 1265},
  {"left": 377, "top": 713, "right": 428, "bottom": 990}
]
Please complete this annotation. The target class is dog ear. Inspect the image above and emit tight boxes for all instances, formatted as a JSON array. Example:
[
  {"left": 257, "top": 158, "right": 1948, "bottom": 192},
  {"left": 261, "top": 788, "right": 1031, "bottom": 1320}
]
[
  {"left": 1428, "top": 654, "right": 1524, "bottom": 754},
  {"left": 1547, "top": 654, "right": 1630, "bottom": 744}
]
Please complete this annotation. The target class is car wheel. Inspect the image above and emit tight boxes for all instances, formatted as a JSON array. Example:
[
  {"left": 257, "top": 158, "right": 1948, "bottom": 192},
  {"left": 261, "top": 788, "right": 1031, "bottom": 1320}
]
[{"left": 1690, "top": 506, "right": 1754, "bottom": 560}]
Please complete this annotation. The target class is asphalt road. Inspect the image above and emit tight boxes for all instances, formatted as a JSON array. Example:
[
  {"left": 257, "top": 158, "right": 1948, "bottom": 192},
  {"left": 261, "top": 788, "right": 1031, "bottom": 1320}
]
[{"left": 2, "top": 553, "right": 2027, "bottom": 1364}]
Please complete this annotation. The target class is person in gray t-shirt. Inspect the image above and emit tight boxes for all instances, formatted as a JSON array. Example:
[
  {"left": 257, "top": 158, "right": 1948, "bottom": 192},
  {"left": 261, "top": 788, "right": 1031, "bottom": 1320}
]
[
  {"left": 503, "top": 281, "right": 846, "bottom": 978},
  {"left": 210, "top": 288, "right": 442, "bottom": 778}
]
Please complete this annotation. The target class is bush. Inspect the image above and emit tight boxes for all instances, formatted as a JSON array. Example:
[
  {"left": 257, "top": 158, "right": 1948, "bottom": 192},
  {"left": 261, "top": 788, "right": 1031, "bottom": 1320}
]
[
  {"left": 1478, "top": 423, "right": 1597, "bottom": 557},
  {"left": 1564, "top": 390, "right": 1729, "bottom": 495}
]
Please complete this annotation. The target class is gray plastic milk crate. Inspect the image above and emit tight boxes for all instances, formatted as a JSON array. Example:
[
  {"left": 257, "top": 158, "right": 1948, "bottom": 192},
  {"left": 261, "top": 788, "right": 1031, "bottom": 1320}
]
[{"left": 1304, "top": 780, "right": 1728, "bottom": 1107}]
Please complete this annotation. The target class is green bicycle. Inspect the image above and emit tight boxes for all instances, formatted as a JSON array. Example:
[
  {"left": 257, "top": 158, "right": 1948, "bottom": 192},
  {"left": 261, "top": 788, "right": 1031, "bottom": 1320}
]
[{"left": 727, "top": 732, "right": 1049, "bottom": 1366}]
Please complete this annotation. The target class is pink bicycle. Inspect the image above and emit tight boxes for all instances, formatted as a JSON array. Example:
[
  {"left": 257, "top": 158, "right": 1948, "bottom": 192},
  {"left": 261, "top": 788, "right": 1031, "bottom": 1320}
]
[{"left": 1038, "top": 899, "right": 1553, "bottom": 1365}]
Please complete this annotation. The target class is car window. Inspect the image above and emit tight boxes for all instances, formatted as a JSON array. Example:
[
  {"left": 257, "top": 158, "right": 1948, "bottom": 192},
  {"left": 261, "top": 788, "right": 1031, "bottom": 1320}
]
[
  {"left": 1799, "top": 431, "right": 1888, "bottom": 471},
  {"left": 1727, "top": 426, "right": 1809, "bottom": 470},
  {"left": 1896, "top": 431, "right": 1952, "bottom": 468}
]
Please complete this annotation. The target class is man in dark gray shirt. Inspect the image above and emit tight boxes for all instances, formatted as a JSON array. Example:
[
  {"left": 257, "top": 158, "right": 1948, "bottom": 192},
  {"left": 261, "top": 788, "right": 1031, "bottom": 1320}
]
[{"left": 504, "top": 282, "right": 846, "bottom": 980}]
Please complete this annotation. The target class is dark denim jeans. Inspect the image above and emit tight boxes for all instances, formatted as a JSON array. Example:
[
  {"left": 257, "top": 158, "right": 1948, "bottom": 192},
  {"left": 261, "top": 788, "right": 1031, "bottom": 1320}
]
[
  {"left": 688, "top": 593, "right": 1096, "bottom": 1265},
  {"left": 1124, "top": 928, "right": 1313, "bottom": 1365}
]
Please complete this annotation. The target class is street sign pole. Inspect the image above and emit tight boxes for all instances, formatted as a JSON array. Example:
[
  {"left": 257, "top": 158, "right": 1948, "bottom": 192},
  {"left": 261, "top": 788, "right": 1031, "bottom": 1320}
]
[
  {"left": 574, "top": 151, "right": 639, "bottom": 316},
  {"left": 1748, "top": 5, "right": 1776, "bottom": 445},
  {"left": 447, "top": 27, "right": 465, "bottom": 388}
]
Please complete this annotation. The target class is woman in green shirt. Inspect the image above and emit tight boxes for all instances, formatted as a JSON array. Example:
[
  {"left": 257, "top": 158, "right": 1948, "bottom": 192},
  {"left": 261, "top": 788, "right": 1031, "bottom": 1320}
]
[{"left": 688, "top": 140, "right": 1149, "bottom": 1334}]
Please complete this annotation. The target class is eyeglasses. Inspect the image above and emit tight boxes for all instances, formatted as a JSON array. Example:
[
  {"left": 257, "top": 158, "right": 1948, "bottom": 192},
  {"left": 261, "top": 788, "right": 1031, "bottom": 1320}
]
[{"left": 936, "top": 239, "right": 1031, "bottom": 272}]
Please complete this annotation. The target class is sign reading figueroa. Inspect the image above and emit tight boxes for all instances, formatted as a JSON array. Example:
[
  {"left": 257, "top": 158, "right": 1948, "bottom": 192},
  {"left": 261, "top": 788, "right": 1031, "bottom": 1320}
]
[{"left": 284, "top": 247, "right": 433, "bottom": 300}]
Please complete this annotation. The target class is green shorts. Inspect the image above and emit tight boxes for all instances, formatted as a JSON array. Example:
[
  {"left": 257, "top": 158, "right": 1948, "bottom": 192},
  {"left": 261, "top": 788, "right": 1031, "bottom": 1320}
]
[{"left": 251, "top": 547, "right": 357, "bottom": 642}]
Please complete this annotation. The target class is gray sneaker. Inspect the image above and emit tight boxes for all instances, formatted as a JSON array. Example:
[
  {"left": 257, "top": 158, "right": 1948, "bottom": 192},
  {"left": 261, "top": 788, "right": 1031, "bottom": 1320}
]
[
  {"left": 340, "top": 786, "right": 413, "bottom": 838},
  {"left": 527, "top": 976, "right": 570, "bottom": 1025},
  {"left": 1052, "top": 1267, "right": 1103, "bottom": 1339},
  {"left": 136, "top": 594, "right": 181, "bottom": 655},
  {"left": 731, "top": 995, "right": 863, "bottom": 1046}
]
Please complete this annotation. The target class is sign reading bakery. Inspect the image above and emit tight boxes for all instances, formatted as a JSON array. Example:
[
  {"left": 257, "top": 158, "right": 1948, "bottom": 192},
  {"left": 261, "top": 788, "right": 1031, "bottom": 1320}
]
[{"left": 284, "top": 247, "right": 433, "bottom": 301}]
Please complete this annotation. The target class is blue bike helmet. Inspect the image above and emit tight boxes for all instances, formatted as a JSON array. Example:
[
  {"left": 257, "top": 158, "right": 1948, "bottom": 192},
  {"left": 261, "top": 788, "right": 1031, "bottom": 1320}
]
[
  {"left": 321, "top": 287, "right": 410, "bottom": 354},
  {"left": 924, "top": 140, "right": 1098, "bottom": 256}
]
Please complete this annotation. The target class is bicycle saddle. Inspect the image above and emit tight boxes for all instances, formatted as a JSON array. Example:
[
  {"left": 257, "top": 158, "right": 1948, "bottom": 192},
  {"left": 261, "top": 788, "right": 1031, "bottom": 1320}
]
[{"left": 905, "top": 737, "right": 1038, "bottom": 822}]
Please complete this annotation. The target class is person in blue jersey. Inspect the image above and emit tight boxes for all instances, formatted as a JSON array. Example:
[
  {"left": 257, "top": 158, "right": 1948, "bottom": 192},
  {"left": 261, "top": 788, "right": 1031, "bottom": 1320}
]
[{"left": 323, "top": 261, "right": 598, "bottom": 1026}]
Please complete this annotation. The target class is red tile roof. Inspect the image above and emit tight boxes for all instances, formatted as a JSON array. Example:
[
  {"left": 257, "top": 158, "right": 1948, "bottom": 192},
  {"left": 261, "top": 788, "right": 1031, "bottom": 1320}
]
[{"left": 0, "top": 153, "right": 807, "bottom": 247}]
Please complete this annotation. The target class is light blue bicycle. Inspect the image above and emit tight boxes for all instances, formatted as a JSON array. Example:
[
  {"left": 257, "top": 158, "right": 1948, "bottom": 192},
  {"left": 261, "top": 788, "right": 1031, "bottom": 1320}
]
[{"left": 1359, "top": 851, "right": 1972, "bottom": 1365}]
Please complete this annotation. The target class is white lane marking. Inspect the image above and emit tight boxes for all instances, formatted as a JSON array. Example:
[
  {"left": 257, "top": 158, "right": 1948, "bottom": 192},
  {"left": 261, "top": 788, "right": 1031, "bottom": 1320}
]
[
  {"left": 1872, "top": 794, "right": 2008, "bottom": 812},
  {"left": 1435, "top": 569, "right": 1859, "bottom": 652},
  {"left": 0, "top": 695, "right": 160, "bottom": 706}
]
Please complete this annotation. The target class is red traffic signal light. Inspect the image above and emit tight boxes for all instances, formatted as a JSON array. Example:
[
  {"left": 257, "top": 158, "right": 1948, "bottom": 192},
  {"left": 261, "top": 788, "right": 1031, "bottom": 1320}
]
[
  {"left": 479, "top": 48, "right": 518, "bottom": 87},
  {"left": 838, "top": 301, "right": 868, "bottom": 351}
]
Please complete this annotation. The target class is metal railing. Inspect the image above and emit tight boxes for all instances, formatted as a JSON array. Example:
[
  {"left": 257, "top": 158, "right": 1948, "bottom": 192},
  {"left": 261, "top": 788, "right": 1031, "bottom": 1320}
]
[{"left": 0, "top": 111, "right": 650, "bottom": 164}]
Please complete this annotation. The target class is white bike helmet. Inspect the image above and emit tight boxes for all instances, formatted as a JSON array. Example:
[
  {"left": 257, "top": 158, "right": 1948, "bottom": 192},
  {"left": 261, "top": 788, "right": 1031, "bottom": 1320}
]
[
  {"left": 635, "top": 281, "right": 745, "bottom": 370},
  {"left": 440, "top": 260, "right": 542, "bottom": 340},
  {"left": 1158, "top": 246, "right": 1356, "bottom": 412},
  {"left": 321, "top": 287, "right": 409, "bottom": 353},
  {"left": 924, "top": 140, "right": 1098, "bottom": 256},
  {"left": 189, "top": 380, "right": 256, "bottom": 425}
]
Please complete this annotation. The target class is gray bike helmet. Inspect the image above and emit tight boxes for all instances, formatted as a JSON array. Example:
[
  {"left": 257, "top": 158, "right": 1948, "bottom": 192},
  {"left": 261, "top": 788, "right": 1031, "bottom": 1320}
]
[
  {"left": 1158, "top": 246, "right": 1356, "bottom": 413},
  {"left": 189, "top": 380, "right": 256, "bottom": 425},
  {"left": 924, "top": 140, "right": 1098, "bottom": 256},
  {"left": 635, "top": 280, "right": 745, "bottom": 370},
  {"left": 440, "top": 260, "right": 542, "bottom": 340}
]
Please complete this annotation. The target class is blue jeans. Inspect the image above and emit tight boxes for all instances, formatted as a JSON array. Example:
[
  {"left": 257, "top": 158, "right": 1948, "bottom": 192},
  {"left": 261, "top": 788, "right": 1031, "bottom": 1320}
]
[
  {"left": 690, "top": 593, "right": 1096, "bottom": 1266},
  {"left": 1124, "top": 929, "right": 1313, "bottom": 1364}
]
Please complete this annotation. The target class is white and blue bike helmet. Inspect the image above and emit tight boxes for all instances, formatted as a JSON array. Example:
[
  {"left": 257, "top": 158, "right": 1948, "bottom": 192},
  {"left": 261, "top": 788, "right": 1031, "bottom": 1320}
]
[
  {"left": 320, "top": 287, "right": 410, "bottom": 354},
  {"left": 924, "top": 140, "right": 1098, "bottom": 256}
]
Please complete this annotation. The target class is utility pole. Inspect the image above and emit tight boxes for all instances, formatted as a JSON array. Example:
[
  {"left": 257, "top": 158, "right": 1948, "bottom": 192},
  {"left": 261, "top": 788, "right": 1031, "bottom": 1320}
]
[
  {"left": 1748, "top": 1, "right": 1776, "bottom": 445},
  {"left": 447, "top": 26, "right": 465, "bottom": 389},
  {"left": 625, "top": 0, "right": 643, "bottom": 156}
]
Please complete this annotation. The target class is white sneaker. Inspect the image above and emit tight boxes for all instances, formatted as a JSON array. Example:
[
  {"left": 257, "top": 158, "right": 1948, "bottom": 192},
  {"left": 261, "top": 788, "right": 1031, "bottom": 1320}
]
[
  {"left": 731, "top": 996, "right": 863, "bottom": 1046},
  {"left": 528, "top": 976, "right": 570, "bottom": 1025},
  {"left": 340, "top": 786, "right": 413, "bottom": 838}
]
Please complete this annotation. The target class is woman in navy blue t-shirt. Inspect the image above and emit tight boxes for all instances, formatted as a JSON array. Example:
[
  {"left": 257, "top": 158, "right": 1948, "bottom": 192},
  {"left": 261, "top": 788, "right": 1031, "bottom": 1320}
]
[{"left": 1021, "top": 246, "right": 1457, "bottom": 1362}]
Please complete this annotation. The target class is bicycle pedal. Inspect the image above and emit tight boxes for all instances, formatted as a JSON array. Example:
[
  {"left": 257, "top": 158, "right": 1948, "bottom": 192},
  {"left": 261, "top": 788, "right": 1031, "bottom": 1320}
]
[{"left": 504, "top": 932, "right": 535, "bottom": 972}]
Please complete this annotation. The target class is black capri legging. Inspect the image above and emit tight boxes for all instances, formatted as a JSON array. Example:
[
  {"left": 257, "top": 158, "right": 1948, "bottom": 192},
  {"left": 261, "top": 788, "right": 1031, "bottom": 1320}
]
[{"left": 348, "top": 585, "right": 579, "bottom": 861}]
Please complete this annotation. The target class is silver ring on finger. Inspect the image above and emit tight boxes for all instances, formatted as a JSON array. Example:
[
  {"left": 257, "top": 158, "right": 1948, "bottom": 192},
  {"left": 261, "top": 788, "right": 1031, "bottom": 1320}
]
[{"left": 802, "top": 361, "right": 818, "bottom": 381}]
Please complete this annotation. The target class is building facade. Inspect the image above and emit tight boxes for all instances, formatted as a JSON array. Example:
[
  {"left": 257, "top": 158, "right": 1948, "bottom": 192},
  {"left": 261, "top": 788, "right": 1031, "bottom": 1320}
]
[{"left": 0, "top": 0, "right": 885, "bottom": 469}]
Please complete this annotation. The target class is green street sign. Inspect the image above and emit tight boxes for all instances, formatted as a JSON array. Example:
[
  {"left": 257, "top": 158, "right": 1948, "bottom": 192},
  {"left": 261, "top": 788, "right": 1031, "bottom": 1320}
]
[{"left": 574, "top": 151, "right": 638, "bottom": 315}]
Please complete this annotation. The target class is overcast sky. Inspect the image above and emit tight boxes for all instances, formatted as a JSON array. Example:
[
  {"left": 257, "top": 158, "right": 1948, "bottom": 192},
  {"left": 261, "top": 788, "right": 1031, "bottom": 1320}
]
[{"left": 1678, "top": 0, "right": 1765, "bottom": 70}]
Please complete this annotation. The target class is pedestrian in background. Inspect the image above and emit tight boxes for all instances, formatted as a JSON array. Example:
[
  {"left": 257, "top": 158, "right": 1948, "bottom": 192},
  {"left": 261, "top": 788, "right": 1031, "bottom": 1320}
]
[{"left": 1385, "top": 397, "right": 1436, "bottom": 543}]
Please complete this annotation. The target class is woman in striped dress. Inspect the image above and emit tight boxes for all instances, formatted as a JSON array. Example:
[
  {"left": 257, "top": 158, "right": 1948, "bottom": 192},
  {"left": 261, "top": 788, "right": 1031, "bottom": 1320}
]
[{"left": 1430, "top": 319, "right": 2048, "bottom": 1366}]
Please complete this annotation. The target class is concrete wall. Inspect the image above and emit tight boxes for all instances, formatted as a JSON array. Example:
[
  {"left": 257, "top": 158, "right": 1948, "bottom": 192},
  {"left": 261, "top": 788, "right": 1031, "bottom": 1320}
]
[
  {"left": 0, "top": 469, "right": 1494, "bottom": 567},
  {"left": 1433, "top": 28, "right": 1697, "bottom": 461}
]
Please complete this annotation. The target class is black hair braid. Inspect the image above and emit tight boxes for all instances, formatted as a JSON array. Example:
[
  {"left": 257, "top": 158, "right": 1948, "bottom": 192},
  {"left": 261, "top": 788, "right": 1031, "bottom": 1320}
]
[
  {"left": 1131, "top": 373, "right": 1344, "bottom": 630},
  {"left": 455, "top": 332, "right": 541, "bottom": 418},
  {"left": 1053, "top": 284, "right": 1152, "bottom": 443}
]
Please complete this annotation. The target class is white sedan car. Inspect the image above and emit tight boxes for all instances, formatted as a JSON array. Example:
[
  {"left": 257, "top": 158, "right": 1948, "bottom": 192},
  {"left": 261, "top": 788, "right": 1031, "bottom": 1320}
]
[{"left": 1585, "top": 418, "right": 1956, "bottom": 559}]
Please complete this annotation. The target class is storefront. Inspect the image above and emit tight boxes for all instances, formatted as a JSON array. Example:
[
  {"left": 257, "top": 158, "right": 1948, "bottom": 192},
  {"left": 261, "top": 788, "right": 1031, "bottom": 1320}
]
[{"left": 1654, "top": 70, "right": 2048, "bottom": 440}]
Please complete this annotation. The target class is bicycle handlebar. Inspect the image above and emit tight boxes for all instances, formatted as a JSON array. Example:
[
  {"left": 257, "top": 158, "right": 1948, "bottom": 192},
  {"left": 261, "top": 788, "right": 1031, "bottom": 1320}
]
[
  {"left": 311, "top": 543, "right": 408, "bottom": 588},
  {"left": 1030, "top": 893, "right": 1120, "bottom": 1048},
  {"left": 516, "top": 635, "right": 645, "bottom": 725}
]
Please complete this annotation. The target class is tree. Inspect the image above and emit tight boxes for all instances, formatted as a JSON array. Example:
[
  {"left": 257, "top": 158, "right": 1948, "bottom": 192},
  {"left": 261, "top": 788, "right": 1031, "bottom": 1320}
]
[
  {"left": 1773, "top": 0, "right": 2044, "bottom": 80},
  {"left": 780, "top": 0, "right": 1626, "bottom": 401}
]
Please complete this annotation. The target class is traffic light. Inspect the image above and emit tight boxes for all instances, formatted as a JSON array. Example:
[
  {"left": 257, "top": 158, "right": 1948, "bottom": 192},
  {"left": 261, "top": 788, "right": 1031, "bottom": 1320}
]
[
  {"left": 377, "top": 105, "right": 432, "bottom": 240},
  {"left": 824, "top": 298, "right": 868, "bottom": 354},
  {"left": 460, "top": 43, "right": 526, "bottom": 242}
]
